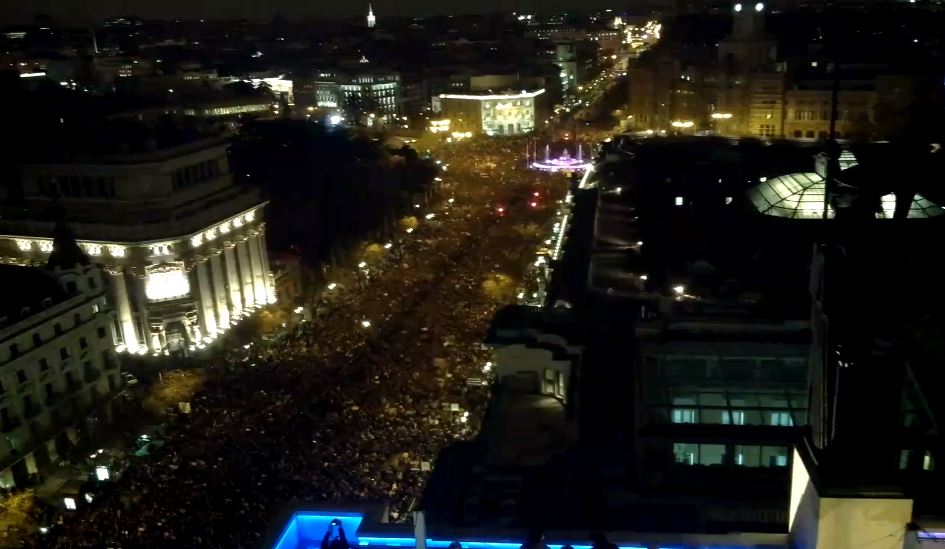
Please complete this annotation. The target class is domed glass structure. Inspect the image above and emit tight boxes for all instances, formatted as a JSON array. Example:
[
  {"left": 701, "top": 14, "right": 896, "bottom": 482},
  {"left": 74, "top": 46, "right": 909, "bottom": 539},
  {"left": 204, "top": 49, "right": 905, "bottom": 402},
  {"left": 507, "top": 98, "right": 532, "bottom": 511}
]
[{"left": 747, "top": 172, "right": 945, "bottom": 220}]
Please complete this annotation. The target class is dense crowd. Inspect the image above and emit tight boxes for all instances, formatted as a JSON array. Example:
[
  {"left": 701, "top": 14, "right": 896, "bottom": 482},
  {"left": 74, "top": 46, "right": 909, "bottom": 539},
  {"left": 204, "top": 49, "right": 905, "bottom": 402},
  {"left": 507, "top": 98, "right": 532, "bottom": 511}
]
[{"left": 36, "top": 138, "right": 565, "bottom": 548}]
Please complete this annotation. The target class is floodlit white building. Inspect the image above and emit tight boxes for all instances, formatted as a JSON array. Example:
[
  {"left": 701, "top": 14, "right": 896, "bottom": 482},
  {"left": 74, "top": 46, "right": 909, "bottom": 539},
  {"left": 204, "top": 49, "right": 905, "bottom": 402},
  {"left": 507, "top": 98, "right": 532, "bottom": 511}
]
[
  {"left": 0, "top": 136, "right": 274, "bottom": 355},
  {"left": 0, "top": 228, "right": 119, "bottom": 488},
  {"left": 439, "top": 89, "right": 544, "bottom": 136}
]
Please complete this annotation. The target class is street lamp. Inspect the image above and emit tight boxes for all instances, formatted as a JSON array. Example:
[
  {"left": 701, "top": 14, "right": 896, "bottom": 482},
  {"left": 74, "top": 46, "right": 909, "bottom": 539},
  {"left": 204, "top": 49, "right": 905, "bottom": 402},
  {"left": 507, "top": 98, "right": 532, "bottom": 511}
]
[
  {"left": 673, "top": 285, "right": 686, "bottom": 295},
  {"left": 361, "top": 320, "right": 371, "bottom": 328}
]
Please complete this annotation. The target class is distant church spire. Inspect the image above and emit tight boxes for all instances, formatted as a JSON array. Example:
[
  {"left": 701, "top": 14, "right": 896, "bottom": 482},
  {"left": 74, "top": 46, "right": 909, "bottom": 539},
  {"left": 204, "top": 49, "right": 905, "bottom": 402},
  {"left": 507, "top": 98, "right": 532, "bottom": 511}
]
[{"left": 367, "top": 4, "right": 376, "bottom": 28}]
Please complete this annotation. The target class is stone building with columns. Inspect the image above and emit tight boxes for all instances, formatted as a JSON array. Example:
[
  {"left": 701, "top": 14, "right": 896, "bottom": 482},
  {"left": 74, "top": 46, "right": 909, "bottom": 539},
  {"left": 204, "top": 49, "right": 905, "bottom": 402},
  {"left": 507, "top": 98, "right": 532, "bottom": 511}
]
[{"left": 0, "top": 135, "right": 274, "bottom": 355}]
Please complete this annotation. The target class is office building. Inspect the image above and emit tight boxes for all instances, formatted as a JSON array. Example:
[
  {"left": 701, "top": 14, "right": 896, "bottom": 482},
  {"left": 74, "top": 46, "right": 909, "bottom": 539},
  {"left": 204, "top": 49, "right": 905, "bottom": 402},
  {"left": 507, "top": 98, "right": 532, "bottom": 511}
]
[
  {"left": 304, "top": 69, "right": 402, "bottom": 120},
  {"left": 0, "top": 135, "right": 274, "bottom": 355}
]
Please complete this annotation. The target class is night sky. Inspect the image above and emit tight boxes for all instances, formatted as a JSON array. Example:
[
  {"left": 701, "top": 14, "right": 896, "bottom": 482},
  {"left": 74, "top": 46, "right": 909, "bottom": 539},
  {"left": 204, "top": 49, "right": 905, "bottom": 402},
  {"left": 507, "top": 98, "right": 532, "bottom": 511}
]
[{"left": 1, "top": 0, "right": 630, "bottom": 24}]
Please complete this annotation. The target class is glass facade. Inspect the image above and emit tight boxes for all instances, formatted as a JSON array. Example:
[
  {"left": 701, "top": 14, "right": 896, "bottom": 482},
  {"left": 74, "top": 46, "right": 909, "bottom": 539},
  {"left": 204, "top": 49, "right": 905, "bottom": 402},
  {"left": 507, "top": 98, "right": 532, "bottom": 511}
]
[
  {"left": 748, "top": 172, "right": 945, "bottom": 220},
  {"left": 672, "top": 442, "right": 789, "bottom": 467},
  {"left": 659, "top": 388, "right": 808, "bottom": 426}
]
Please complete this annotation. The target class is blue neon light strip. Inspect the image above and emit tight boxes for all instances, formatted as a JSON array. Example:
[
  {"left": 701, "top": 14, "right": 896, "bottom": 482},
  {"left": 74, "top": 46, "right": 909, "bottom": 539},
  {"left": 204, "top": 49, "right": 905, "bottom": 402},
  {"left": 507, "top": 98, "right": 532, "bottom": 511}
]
[
  {"left": 357, "top": 540, "right": 642, "bottom": 549},
  {"left": 273, "top": 510, "right": 763, "bottom": 549}
]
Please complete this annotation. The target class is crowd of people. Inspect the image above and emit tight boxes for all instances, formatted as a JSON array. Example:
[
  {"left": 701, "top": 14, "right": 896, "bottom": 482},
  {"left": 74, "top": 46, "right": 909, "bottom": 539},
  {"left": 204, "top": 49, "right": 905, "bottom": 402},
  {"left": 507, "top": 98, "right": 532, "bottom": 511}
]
[{"left": 33, "top": 138, "right": 565, "bottom": 548}]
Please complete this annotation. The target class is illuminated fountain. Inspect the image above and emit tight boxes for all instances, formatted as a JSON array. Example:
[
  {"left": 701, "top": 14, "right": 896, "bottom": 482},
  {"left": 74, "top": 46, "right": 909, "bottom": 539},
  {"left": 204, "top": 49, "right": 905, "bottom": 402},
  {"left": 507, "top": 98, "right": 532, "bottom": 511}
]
[{"left": 528, "top": 142, "right": 594, "bottom": 173}]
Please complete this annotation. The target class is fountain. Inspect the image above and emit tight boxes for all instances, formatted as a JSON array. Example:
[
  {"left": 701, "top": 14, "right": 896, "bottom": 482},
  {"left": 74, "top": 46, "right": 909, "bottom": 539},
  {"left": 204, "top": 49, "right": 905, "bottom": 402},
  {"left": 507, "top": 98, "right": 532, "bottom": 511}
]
[{"left": 529, "top": 142, "right": 594, "bottom": 173}]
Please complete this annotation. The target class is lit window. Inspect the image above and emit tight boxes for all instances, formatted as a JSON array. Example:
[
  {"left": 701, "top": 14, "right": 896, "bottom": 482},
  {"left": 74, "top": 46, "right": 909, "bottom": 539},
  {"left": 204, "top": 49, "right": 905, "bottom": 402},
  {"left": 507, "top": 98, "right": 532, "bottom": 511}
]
[
  {"left": 38, "top": 240, "right": 54, "bottom": 252},
  {"left": 673, "top": 443, "right": 697, "bottom": 465},
  {"left": 16, "top": 239, "right": 32, "bottom": 251},
  {"left": 107, "top": 245, "right": 126, "bottom": 257},
  {"left": 722, "top": 410, "right": 746, "bottom": 425},
  {"left": 191, "top": 234, "right": 203, "bottom": 248},
  {"left": 675, "top": 196, "right": 684, "bottom": 206},
  {"left": 770, "top": 412, "right": 793, "bottom": 426},
  {"left": 672, "top": 409, "right": 697, "bottom": 424},
  {"left": 924, "top": 451, "right": 935, "bottom": 471}
]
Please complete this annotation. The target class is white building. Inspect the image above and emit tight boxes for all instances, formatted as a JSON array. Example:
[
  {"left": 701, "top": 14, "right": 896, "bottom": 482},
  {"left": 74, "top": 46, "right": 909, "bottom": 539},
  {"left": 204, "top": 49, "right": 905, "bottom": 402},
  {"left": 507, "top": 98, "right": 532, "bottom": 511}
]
[
  {"left": 0, "top": 228, "right": 119, "bottom": 488},
  {"left": 439, "top": 89, "right": 544, "bottom": 136},
  {"left": 0, "top": 136, "right": 274, "bottom": 355}
]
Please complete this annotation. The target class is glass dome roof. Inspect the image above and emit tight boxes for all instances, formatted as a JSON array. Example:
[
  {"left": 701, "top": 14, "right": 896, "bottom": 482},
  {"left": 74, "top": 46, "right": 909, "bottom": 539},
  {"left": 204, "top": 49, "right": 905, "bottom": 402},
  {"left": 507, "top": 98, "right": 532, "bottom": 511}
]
[{"left": 748, "top": 172, "right": 945, "bottom": 220}]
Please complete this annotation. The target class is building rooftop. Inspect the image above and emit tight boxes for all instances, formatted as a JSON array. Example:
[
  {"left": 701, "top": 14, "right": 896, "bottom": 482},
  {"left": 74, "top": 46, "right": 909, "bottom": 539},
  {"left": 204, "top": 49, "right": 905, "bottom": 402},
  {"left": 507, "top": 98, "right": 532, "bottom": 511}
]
[{"left": 0, "top": 264, "right": 66, "bottom": 323}]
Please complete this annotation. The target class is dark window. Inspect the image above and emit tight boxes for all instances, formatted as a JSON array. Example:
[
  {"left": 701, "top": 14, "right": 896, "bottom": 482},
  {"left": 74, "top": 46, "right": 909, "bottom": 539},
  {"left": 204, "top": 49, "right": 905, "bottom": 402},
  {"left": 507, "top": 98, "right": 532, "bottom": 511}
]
[
  {"left": 793, "top": 130, "right": 802, "bottom": 138},
  {"left": 97, "top": 327, "right": 107, "bottom": 339},
  {"left": 54, "top": 323, "right": 62, "bottom": 335},
  {"left": 79, "top": 337, "right": 88, "bottom": 350},
  {"left": 74, "top": 313, "right": 82, "bottom": 325},
  {"left": 88, "top": 277, "right": 97, "bottom": 289},
  {"left": 16, "top": 370, "right": 27, "bottom": 383},
  {"left": 805, "top": 130, "right": 815, "bottom": 138},
  {"left": 32, "top": 333, "right": 41, "bottom": 347},
  {"left": 66, "top": 281, "right": 77, "bottom": 294},
  {"left": 39, "top": 358, "right": 48, "bottom": 371},
  {"left": 59, "top": 347, "right": 69, "bottom": 360},
  {"left": 818, "top": 131, "right": 828, "bottom": 139},
  {"left": 9, "top": 343, "right": 19, "bottom": 358},
  {"left": 45, "top": 383, "right": 55, "bottom": 398}
]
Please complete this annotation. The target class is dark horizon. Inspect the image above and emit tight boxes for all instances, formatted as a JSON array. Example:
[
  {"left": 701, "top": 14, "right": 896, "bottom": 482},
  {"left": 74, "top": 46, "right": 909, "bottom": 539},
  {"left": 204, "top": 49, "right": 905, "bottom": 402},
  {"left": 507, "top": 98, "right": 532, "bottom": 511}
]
[{"left": 0, "top": 0, "right": 643, "bottom": 25}]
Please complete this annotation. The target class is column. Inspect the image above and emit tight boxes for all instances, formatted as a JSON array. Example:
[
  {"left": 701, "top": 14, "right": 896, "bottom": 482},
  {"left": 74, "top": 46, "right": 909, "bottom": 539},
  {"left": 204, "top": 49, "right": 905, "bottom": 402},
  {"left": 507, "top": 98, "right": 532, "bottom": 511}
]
[
  {"left": 195, "top": 258, "right": 217, "bottom": 337},
  {"left": 133, "top": 273, "right": 153, "bottom": 353},
  {"left": 236, "top": 239, "right": 256, "bottom": 308},
  {"left": 247, "top": 233, "right": 267, "bottom": 306},
  {"left": 108, "top": 269, "right": 138, "bottom": 351},
  {"left": 223, "top": 244, "right": 243, "bottom": 316},
  {"left": 254, "top": 228, "right": 275, "bottom": 304},
  {"left": 209, "top": 252, "right": 230, "bottom": 328}
]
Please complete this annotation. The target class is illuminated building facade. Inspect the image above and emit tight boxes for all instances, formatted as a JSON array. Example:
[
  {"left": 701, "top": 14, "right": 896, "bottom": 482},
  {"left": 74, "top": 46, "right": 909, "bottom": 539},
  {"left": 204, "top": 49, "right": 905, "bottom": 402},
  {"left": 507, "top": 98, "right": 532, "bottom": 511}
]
[
  {"left": 307, "top": 70, "right": 402, "bottom": 117},
  {"left": 626, "top": 3, "right": 927, "bottom": 140},
  {"left": 0, "top": 232, "right": 120, "bottom": 489},
  {"left": 0, "top": 137, "right": 274, "bottom": 355},
  {"left": 439, "top": 89, "right": 543, "bottom": 136}
]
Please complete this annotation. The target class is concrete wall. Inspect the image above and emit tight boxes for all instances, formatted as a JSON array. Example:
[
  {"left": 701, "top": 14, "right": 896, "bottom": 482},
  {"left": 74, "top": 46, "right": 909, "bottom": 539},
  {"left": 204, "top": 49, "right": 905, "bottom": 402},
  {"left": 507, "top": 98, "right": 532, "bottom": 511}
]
[{"left": 789, "top": 447, "right": 912, "bottom": 549}]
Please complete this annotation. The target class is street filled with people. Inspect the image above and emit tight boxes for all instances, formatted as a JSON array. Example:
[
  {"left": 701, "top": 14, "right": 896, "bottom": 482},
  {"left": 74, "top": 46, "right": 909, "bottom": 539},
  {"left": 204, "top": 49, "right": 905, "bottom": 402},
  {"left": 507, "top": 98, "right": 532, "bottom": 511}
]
[{"left": 37, "top": 135, "right": 570, "bottom": 548}]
